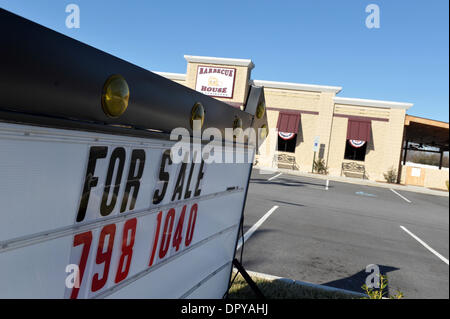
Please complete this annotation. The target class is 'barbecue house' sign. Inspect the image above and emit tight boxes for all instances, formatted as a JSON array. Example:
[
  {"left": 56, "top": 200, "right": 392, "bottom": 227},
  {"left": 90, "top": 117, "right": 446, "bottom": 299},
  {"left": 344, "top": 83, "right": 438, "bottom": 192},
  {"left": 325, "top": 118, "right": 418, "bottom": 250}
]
[{"left": 195, "top": 65, "right": 236, "bottom": 98}]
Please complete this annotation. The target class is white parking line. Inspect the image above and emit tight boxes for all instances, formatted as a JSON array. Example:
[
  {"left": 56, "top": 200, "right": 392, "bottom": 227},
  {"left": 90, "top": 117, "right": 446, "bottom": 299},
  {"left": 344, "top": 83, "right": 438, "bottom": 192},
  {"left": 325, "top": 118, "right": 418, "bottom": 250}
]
[
  {"left": 236, "top": 205, "right": 279, "bottom": 250},
  {"left": 400, "top": 225, "right": 449, "bottom": 265},
  {"left": 390, "top": 188, "right": 412, "bottom": 203},
  {"left": 268, "top": 173, "right": 282, "bottom": 181}
]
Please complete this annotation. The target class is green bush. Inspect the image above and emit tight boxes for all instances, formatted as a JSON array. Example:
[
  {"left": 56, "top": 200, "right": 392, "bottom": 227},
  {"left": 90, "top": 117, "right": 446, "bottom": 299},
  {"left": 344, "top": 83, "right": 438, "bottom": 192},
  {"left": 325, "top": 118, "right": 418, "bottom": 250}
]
[
  {"left": 362, "top": 275, "right": 403, "bottom": 299},
  {"left": 313, "top": 159, "right": 329, "bottom": 175},
  {"left": 383, "top": 167, "right": 397, "bottom": 183}
]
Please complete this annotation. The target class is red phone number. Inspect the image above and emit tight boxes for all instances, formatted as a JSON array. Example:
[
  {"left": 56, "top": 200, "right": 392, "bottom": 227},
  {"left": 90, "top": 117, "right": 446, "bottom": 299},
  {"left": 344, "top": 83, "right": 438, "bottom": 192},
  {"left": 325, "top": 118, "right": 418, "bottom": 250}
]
[{"left": 70, "top": 203, "right": 198, "bottom": 299}]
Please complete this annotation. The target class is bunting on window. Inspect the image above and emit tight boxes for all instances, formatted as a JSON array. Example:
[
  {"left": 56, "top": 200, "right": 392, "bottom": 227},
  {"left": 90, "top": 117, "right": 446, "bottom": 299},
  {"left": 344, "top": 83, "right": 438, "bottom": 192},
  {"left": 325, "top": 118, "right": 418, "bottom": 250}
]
[
  {"left": 349, "top": 140, "right": 366, "bottom": 148},
  {"left": 278, "top": 132, "right": 296, "bottom": 140}
]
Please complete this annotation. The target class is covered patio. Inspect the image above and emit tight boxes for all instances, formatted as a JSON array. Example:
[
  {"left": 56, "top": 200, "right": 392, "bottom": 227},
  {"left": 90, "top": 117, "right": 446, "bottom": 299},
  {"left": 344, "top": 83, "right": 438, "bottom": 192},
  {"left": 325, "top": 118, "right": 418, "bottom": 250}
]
[{"left": 399, "top": 115, "right": 449, "bottom": 189}]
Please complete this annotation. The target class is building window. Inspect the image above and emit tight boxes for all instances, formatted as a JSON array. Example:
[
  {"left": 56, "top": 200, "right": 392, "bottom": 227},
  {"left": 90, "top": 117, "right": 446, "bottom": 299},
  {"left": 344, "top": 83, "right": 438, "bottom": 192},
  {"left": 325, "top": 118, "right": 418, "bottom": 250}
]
[
  {"left": 344, "top": 140, "right": 367, "bottom": 161},
  {"left": 278, "top": 134, "right": 297, "bottom": 153}
]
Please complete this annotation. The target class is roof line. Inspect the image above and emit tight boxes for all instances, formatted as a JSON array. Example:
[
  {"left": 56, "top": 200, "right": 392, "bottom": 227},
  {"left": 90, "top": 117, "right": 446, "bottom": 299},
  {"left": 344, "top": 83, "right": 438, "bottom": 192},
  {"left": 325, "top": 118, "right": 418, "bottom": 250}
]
[
  {"left": 184, "top": 55, "right": 255, "bottom": 69},
  {"left": 251, "top": 79, "right": 342, "bottom": 93},
  {"left": 334, "top": 97, "right": 413, "bottom": 109},
  {"left": 405, "top": 114, "right": 449, "bottom": 128},
  {"left": 153, "top": 71, "right": 186, "bottom": 81}
]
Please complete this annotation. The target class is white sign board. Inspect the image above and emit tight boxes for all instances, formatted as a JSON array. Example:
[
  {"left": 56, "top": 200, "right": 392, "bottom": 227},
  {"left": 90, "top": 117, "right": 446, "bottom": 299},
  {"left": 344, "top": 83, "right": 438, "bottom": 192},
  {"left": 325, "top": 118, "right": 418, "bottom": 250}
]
[
  {"left": 313, "top": 136, "right": 320, "bottom": 152},
  {"left": 0, "top": 122, "right": 253, "bottom": 298},
  {"left": 411, "top": 167, "right": 421, "bottom": 177},
  {"left": 195, "top": 65, "right": 236, "bottom": 98}
]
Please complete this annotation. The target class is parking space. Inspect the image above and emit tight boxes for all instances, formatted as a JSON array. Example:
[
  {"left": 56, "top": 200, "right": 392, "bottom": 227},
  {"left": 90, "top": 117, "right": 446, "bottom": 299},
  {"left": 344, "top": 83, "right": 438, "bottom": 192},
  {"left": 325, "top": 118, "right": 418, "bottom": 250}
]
[{"left": 237, "top": 170, "right": 449, "bottom": 298}]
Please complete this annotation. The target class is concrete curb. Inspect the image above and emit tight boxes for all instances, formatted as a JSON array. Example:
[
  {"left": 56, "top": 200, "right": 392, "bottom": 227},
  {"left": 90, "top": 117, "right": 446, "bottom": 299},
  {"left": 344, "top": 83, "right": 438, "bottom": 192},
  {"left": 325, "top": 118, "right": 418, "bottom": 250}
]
[
  {"left": 235, "top": 268, "right": 368, "bottom": 298},
  {"left": 255, "top": 166, "right": 449, "bottom": 197}
]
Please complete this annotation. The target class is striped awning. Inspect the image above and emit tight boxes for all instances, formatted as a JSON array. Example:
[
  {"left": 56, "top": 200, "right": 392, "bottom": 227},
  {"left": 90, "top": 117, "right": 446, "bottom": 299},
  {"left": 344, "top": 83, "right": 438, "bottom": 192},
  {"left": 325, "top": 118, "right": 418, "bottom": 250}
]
[
  {"left": 277, "top": 112, "right": 300, "bottom": 134},
  {"left": 347, "top": 119, "right": 371, "bottom": 142}
]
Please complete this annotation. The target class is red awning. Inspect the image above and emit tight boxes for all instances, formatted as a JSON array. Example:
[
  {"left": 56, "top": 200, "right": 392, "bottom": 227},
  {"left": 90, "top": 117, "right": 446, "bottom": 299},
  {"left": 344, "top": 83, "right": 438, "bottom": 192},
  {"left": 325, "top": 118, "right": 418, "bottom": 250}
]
[
  {"left": 277, "top": 112, "right": 300, "bottom": 133},
  {"left": 347, "top": 119, "right": 371, "bottom": 142}
]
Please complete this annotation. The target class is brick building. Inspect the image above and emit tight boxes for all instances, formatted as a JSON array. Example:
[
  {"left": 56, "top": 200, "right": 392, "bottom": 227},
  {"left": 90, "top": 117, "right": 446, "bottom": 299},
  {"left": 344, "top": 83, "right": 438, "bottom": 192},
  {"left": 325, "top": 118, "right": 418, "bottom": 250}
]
[{"left": 156, "top": 55, "right": 449, "bottom": 190}]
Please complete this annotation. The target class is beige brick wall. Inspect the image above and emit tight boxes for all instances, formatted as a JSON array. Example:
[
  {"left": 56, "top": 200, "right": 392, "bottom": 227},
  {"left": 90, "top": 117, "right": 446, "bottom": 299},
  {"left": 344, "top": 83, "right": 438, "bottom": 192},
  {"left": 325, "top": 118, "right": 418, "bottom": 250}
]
[
  {"left": 263, "top": 88, "right": 320, "bottom": 111},
  {"left": 315, "top": 92, "right": 335, "bottom": 167},
  {"left": 383, "top": 109, "right": 406, "bottom": 179},
  {"left": 327, "top": 105, "right": 405, "bottom": 181},
  {"left": 364, "top": 119, "right": 390, "bottom": 181},
  {"left": 327, "top": 116, "right": 394, "bottom": 179},
  {"left": 256, "top": 109, "right": 280, "bottom": 168},
  {"left": 424, "top": 168, "right": 449, "bottom": 190},
  {"left": 261, "top": 88, "right": 327, "bottom": 172},
  {"left": 334, "top": 104, "right": 390, "bottom": 119},
  {"left": 294, "top": 113, "right": 318, "bottom": 172},
  {"left": 327, "top": 116, "right": 347, "bottom": 176},
  {"left": 159, "top": 57, "right": 414, "bottom": 186},
  {"left": 257, "top": 90, "right": 410, "bottom": 180},
  {"left": 263, "top": 108, "right": 319, "bottom": 172},
  {"left": 260, "top": 95, "right": 407, "bottom": 180}
]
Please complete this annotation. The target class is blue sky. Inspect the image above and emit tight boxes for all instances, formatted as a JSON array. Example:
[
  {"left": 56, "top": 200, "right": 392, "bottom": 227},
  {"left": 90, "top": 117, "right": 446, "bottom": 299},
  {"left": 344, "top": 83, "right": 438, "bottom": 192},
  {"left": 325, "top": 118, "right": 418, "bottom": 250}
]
[{"left": 1, "top": 0, "right": 448, "bottom": 121}]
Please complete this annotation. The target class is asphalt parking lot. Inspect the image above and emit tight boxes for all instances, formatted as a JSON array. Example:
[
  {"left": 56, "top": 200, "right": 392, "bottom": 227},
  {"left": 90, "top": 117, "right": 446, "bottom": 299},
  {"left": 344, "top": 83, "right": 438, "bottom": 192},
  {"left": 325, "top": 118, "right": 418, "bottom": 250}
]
[{"left": 237, "top": 169, "right": 449, "bottom": 299}]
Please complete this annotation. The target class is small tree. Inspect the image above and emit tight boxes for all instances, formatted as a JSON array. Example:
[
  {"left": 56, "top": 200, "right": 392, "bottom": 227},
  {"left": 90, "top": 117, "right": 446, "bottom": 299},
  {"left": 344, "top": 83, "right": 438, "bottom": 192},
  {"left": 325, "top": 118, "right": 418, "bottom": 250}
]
[
  {"left": 383, "top": 167, "right": 397, "bottom": 183},
  {"left": 313, "top": 159, "right": 329, "bottom": 175}
]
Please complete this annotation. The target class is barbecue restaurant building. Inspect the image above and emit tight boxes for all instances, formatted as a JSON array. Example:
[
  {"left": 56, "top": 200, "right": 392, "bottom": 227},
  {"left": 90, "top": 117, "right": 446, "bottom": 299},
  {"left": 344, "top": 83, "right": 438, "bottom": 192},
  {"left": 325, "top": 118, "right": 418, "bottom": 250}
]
[{"left": 156, "top": 55, "right": 449, "bottom": 190}]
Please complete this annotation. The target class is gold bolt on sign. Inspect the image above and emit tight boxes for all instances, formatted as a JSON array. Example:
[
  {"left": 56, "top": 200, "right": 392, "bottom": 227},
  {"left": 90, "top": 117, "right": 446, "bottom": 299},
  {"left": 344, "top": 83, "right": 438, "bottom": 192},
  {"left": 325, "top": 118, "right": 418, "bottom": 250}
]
[
  {"left": 190, "top": 102, "right": 205, "bottom": 129},
  {"left": 233, "top": 116, "right": 243, "bottom": 130},
  {"left": 260, "top": 124, "right": 268, "bottom": 139},
  {"left": 233, "top": 116, "right": 243, "bottom": 138},
  {"left": 256, "top": 101, "right": 265, "bottom": 119},
  {"left": 101, "top": 74, "right": 130, "bottom": 117}
]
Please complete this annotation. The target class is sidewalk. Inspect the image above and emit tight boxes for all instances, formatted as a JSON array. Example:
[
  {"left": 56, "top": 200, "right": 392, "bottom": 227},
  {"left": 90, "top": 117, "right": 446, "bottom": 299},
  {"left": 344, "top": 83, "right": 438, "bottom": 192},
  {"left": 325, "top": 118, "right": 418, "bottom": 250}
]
[{"left": 254, "top": 166, "right": 449, "bottom": 197}]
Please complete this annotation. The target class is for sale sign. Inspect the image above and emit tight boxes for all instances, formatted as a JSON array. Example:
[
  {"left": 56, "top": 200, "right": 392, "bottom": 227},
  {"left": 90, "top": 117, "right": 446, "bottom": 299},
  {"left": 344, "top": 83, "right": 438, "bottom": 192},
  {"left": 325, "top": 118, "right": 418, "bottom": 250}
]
[
  {"left": 0, "top": 122, "right": 253, "bottom": 299},
  {"left": 195, "top": 66, "right": 236, "bottom": 98},
  {"left": 0, "top": 9, "right": 263, "bottom": 300}
]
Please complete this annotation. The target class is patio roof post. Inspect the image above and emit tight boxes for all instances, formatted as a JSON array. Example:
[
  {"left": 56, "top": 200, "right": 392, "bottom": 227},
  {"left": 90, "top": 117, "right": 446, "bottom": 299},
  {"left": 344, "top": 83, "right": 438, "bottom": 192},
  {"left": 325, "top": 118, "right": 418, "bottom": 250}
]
[{"left": 403, "top": 140, "right": 409, "bottom": 165}]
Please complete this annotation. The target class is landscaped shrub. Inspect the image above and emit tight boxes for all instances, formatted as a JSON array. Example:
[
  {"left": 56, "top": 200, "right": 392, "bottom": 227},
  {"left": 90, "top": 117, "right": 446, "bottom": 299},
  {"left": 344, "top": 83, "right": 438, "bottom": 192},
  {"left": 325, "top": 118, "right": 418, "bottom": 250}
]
[
  {"left": 362, "top": 275, "right": 403, "bottom": 299},
  {"left": 383, "top": 167, "right": 397, "bottom": 183},
  {"left": 313, "top": 159, "right": 329, "bottom": 175}
]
